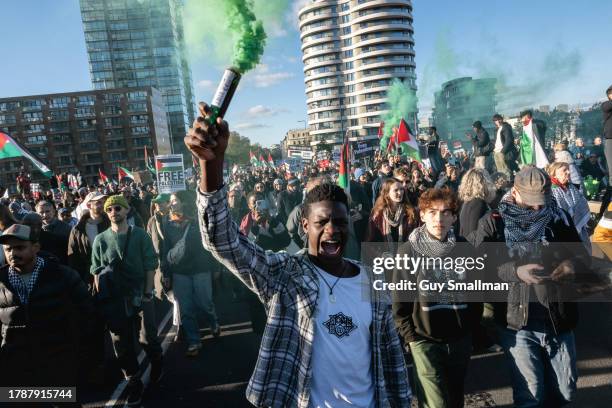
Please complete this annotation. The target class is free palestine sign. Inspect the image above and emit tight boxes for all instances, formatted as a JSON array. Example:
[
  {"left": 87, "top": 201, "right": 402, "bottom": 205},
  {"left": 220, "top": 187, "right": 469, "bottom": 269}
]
[{"left": 156, "top": 154, "right": 185, "bottom": 194}]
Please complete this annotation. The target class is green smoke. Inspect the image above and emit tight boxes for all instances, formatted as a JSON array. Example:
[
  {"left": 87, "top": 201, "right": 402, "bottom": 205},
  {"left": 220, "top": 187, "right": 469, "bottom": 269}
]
[
  {"left": 380, "top": 79, "right": 418, "bottom": 150},
  {"left": 185, "top": 0, "right": 295, "bottom": 72},
  {"left": 227, "top": 0, "right": 266, "bottom": 72}
]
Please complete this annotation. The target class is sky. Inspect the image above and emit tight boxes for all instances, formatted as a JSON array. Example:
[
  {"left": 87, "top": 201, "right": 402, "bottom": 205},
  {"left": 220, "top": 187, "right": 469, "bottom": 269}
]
[{"left": 0, "top": 0, "right": 611, "bottom": 147}]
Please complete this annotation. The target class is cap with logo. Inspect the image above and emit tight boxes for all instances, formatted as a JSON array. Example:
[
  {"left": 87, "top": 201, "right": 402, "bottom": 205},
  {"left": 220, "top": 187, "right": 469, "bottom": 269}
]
[{"left": 513, "top": 165, "right": 551, "bottom": 206}]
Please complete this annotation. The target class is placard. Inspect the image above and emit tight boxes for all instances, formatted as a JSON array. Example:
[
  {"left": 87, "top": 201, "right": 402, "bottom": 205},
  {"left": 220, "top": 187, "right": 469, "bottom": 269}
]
[{"left": 155, "top": 154, "right": 185, "bottom": 194}]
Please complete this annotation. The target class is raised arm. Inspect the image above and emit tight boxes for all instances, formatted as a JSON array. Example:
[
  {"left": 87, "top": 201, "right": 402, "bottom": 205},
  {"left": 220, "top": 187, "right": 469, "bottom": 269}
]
[{"left": 185, "top": 103, "right": 290, "bottom": 304}]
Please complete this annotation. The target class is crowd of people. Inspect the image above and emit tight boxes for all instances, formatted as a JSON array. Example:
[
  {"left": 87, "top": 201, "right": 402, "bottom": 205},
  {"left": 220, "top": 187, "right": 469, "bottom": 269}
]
[{"left": 0, "top": 86, "right": 610, "bottom": 407}]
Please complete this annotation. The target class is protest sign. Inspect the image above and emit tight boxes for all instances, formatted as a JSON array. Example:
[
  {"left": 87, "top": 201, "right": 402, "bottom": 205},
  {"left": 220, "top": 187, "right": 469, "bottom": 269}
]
[{"left": 155, "top": 154, "right": 185, "bottom": 194}]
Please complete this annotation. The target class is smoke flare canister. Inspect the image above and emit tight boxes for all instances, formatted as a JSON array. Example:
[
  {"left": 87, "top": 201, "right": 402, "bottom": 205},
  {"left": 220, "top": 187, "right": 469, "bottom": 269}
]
[{"left": 208, "top": 67, "right": 241, "bottom": 124}]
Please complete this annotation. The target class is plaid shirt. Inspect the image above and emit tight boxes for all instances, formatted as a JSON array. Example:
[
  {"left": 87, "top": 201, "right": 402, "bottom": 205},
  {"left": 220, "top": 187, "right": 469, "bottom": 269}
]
[
  {"left": 8, "top": 256, "right": 45, "bottom": 304},
  {"left": 197, "top": 187, "right": 411, "bottom": 408}
]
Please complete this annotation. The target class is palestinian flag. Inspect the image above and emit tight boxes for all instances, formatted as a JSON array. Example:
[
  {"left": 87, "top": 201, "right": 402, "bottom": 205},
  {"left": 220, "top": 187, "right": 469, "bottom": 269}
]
[
  {"left": 99, "top": 169, "right": 109, "bottom": 184},
  {"left": 249, "top": 151, "right": 261, "bottom": 167},
  {"left": 144, "top": 146, "right": 156, "bottom": 175},
  {"left": 337, "top": 131, "right": 351, "bottom": 193},
  {"left": 0, "top": 131, "right": 52, "bottom": 177},
  {"left": 377, "top": 121, "right": 384, "bottom": 139},
  {"left": 267, "top": 153, "right": 275, "bottom": 169},
  {"left": 259, "top": 154, "right": 266, "bottom": 168},
  {"left": 155, "top": 157, "right": 183, "bottom": 172},
  {"left": 396, "top": 119, "right": 420, "bottom": 161},
  {"left": 118, "top": 166, "right": 134, "bottom": 181}
]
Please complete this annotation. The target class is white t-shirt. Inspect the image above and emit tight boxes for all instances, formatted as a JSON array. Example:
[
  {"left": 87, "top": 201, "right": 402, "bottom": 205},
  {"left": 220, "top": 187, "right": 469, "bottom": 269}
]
[
  {"left": 494, "top": 126, "right": 504, "bottom": 153},
  {"left": 309, "top": 265, "right": 375, "bottom": 408}
]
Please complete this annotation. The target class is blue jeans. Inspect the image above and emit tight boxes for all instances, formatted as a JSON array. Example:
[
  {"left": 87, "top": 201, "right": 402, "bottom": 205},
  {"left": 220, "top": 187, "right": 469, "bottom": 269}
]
[
  {"left": 497, "top": 326, "right": 577, "bottom": 408},
  {"left": 173, "top": 272, "right": 219, "bottom": 347}
]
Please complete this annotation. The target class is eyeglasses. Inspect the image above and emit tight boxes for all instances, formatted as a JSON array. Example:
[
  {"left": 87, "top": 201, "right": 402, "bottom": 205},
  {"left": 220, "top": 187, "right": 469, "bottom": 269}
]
[{"left": 105, "top": 206, "right": 123, "bottom": 213}]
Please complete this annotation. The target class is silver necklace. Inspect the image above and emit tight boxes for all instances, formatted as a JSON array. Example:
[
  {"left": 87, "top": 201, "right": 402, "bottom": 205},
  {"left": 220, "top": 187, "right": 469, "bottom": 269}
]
[{"left": 314, "top": 262, "right": 348, "bottom": 303}]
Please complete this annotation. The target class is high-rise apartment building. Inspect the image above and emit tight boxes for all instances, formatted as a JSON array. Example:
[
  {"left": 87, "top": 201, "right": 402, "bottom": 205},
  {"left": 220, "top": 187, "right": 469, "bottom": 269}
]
[
  {"left": 299, "top": 0, "right": 416, "bottom": 147},
  {"left": 79, "top": 0, "right": 195, "bottom": 156},
  {"left": 0, "top": 87, "right": 170, "bottom": 186},
  {"left": 432, "top": 77, "right": 497, "bottom": 142}
]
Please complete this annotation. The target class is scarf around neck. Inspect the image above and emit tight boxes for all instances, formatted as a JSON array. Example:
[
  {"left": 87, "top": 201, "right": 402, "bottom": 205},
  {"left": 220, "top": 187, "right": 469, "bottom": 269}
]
[
  {"left": 383, "top": 206, "right": 405, "bottom": 243},
  {"left": 408, "top": 224, "right": 456, "bottom": 258},
  {"left": 498, "top": 192, "right": 567, "bottom": 256}
]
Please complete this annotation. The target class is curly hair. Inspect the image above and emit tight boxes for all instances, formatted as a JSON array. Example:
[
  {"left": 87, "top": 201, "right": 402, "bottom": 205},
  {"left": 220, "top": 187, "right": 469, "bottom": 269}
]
[
  {"left": 545, "top": 161, "right": 569, "bottom": 179},
  {"left": 303, "top": 183, "right": 348, "bottom": 218},
  {"left": 458, "top": 168, "right": 496, "bottom": 203},
  {"left": 372, "top": 178, "right": 417, "bottom": 225},
  {"left": 418, "top": 187, "right": 459, "bottom": 214}
]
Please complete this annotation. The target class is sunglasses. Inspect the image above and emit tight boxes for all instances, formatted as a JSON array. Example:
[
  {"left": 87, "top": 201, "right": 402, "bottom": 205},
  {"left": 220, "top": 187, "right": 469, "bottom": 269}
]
[{"left": 105, "top": 205, "right": 124, "bottom": 213}]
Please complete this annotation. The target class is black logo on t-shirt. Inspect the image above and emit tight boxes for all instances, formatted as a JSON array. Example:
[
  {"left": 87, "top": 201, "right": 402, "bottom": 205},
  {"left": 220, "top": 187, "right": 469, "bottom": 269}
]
[{"left": 323, "top": 312, "right": 357, "bottom": 339}]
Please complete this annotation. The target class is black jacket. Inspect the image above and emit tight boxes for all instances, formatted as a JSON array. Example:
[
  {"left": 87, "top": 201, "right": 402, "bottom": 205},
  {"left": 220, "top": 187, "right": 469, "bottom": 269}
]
[
  {"left": 603, "top": 100, "right": 612, "bottom": 140},
  {"left": 68, "top": 213, "right": 111, "bottom": 285},
  {"left": 472, "top": 128, "right": 491, "bottom": 157},
  {"left": 459, "top": 198, "right": 488, "bottom": 237},
  {"left": 468, "top": 210, "right": 590, "bottom": 334},
  {"left": 496, "top": 122, "right": 518, "bottom": 160},
  {"left": 392, "top": 236, "right": 483, "bottom": 343},
  {"left": 277, "top": 190, "right": 301, "bottom": 223},
  {"left": 0, "top": 260, "right": 93, "bottom": 386}
]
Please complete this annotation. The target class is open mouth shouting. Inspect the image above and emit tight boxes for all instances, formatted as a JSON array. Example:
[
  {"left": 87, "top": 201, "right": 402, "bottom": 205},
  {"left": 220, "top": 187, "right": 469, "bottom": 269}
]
[{"left": 320, "top": 239, "right": 343, "bottom": 257}]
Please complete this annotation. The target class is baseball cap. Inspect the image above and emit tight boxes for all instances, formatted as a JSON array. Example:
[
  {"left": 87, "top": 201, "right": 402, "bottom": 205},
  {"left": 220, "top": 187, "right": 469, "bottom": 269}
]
[
  {"left": 0, "top": 224, "right": 38, "bottom": 244},
  {"left": 83, "top": 192, "right": 107, "bottom": 206},
  {"left": 152, "top": 193, "right": 170, "bottom": 204},
  {"left": 58, "top": 208, "right": 71, "bottom": 215},
  {"left": 513, "top": 166, "right": 551, "bottom": 206}
]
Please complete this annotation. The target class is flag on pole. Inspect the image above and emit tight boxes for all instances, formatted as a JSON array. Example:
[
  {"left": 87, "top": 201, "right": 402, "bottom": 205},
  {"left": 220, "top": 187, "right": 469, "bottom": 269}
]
[
  {"left": 99, "top": 169, "right": 109, "bottom": 184},
  {"left": 259, "top": 154, "right": 266, "bottom": 168},
  {"left": 68, "top": 174, "right": 79, "bottom": 189},
  {"left": 337, "top": 130, "right": 351, "bottom": 194},
  {"left": 396, "top": 118, "right": 421, "bottom": 162},
  {"left": 267, "top": 153, "right": 275, "bottom": 169},
  {"left": 144, "top": 146, "right": 156, "bottom": 175},
  {"left": 377, "top": 121, "right": 384, "bottom": 139},
  {"left": 0, "top": 131, "right": 52, "bottom": 177},
  {"left": 118, "top": 166, "right": 134, "bottom": 181},
  {"left": 2, "top": 188, "right": 8, "bottom": 199},
  {"left": 249, "top": 150, "right": 259, "bottom": 167}
]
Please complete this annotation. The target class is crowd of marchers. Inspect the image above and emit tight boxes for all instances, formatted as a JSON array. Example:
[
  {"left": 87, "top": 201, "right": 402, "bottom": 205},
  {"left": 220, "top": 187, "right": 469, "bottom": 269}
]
[{"left": 0, "top": 86, "right": 610, "bottom": 407}]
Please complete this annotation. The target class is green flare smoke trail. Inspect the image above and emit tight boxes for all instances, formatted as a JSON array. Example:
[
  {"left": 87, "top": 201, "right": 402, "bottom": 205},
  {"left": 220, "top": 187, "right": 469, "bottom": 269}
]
[
  {"left": 380, "top": 79, "right": 418, "bottom": 149},
  {"left": 227, "top": 0, "right": 266, "bottom": 73},
  {"left": 185, "top": 0, "right": 275, "bottom": 73}
]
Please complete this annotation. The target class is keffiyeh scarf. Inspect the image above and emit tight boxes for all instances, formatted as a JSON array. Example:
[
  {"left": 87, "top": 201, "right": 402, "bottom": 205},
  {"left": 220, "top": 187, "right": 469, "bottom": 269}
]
[
  {"left": 498, "top": 192, "right": 567, "bottom": 257},
  {"left": 408, "top": 224, "right": 457, "bottom": 258},
  {"left": 8, "top": 256, "right": 45, "bottom": 305}
]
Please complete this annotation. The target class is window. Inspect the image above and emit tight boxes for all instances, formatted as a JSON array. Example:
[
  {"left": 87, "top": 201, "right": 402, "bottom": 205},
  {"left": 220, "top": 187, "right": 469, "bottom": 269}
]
[
  {"left": 106, "top": 139, "right": 125, "bottom": 149},
  {"left": 130, "top": 115, "right": 148, "bottom": 124},
  {"left": 53, "top": 134, "right": 71, "bottom": 143},
  {"left": 78, "top": 131, "right": 97, "bottom": 142},
  {"left": 0, "top": 102, "right": 19, "bottom": 112},
  {"left": 131, "top": 126, "right": 149, "bottom": 134},
  {"left": 58, "top": 156, "right": 74, "bottom": 166},
  {"left": 104, "top": 105, "right": 122, "bottom": 115},
  {"left": 22, "top": 99, "right": 44, "bottom": 111},
  {"left": 128, "top": 91, "right": 147, "bottom": 101},
  {"left": 77, "top": 95, "right": 96, "bottom": 106},
  {"left": 26, "top": 135, "right": 47, "bottom": 144},
  {"left": 0, "top": 114, "right": 17, "bottom": 125},
  {"left": 345, "top": 61, "right": 353, "bottom": 69},
  {"left": 128, "top": 103, "right": 147, "bottom": 112},
  {"left": 78, "top": 119, "right": 96, "bottom": 129},
  {"left": 105, "top": 117, "right": 123, "bottom": 127},
  {"left": 24, "top": 124, "right": 45, "bottom": 134},
  {"left": 75, "top": 107, "right": 95, "bottom": 118},
  {"left": 81, "top": 142, "right": 100, "bottom": 152},
  {"left": 49, "top": 97, "right": 69, "bottom": 108},
  {"left": 49, "top": 122, "right": 70, "bottom": 132}
]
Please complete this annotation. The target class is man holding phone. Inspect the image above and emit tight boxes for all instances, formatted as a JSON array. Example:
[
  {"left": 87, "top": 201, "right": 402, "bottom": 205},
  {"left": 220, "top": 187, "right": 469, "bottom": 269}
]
[{"left": 476, "top": 166, "right": 590, "bottom": 407}]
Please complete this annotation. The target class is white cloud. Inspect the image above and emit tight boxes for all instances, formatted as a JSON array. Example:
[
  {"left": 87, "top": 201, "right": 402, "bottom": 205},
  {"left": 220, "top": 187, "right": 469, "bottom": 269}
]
[
  {"left": 196, "top": 79, "right": 215, "bottom": 90},
  {"left": 234, "top": 122, "right": 272, "bottom": 130},
  {"left": 253, "top": 70, "right": 295, "bottom": 88},
  {"left": 245, "top": 105, "right": 290, "bottom": 117}
]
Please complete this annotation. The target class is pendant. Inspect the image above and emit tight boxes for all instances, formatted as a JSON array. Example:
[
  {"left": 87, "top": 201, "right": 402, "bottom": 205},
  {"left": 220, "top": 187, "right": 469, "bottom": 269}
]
[{"left": 329, "top": 293, "right": 336, "bottom": 303}]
